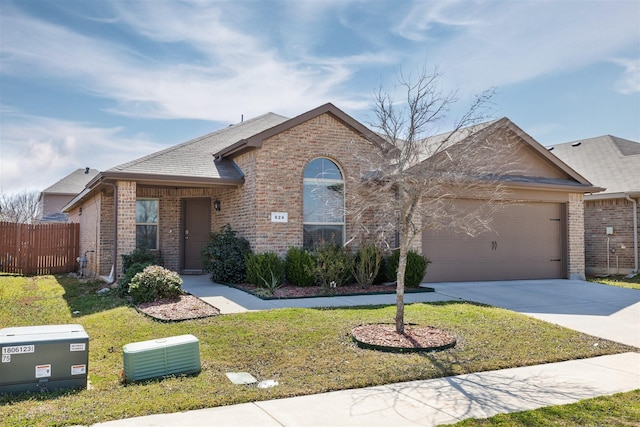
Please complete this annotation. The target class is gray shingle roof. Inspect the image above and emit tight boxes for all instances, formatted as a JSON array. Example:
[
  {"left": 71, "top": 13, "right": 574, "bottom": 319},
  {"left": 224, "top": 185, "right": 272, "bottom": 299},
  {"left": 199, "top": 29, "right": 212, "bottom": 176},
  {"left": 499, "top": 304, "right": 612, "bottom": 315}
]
[
  {"left": 548, "top": 135, "right": 640, "bottom": 194},
  {"left": 42, "top": 168, "right": 99, "bottom": 194},
  {"left": 108, "top": 113, "right": 289, "bottom": 179}
]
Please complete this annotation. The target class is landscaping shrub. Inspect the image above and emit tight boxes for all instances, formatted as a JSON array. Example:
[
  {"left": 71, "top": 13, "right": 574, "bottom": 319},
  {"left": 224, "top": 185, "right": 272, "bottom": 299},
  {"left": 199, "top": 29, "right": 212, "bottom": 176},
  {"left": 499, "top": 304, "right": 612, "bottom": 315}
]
[
  {"left": 116, "top": 262, "right": 152, "bottom": 297},
  {"left": 201, "top": 224, "right": 252, "bottom": 284},
  {"left": 245, "top": 252, "right": 285, "bottom": 293},
  {"left": 128, "top": 265, "right": 183, "bottom": 304},
  {"left": 116, "top": 248, "right": 163, "bottom": 297},
  {"left": 284, "top": 247, "right": 316, "bottom": 287},
  {"left": 121, "top": 247, "right": 163, "bottom": 273},
  {"left": 351, "top": 243, "right": 382, "bottom": 288},
  {"left": 385, "top": 250, "right": 430, "bottom": 288},
  {"left": 314, "top": 244, "right": 352, "bottom": 290}
]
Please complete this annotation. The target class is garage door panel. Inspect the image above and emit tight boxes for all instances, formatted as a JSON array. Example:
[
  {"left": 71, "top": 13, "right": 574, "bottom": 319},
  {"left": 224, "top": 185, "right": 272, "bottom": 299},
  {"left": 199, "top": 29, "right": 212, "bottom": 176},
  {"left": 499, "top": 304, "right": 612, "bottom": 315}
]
[{"left": 423, "top": 202, "right": 565, "bottom": 282}]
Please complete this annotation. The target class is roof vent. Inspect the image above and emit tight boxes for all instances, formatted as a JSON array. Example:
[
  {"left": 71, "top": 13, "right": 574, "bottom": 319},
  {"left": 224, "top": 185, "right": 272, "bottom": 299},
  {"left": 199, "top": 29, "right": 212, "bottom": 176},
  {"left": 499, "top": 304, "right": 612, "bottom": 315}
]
[
  {"left": 548, "top": 147, "right": 554, "bottom": 151},
  {"left": 571, "top": 142, "right": 582, "bottom": 147},
  {"left": 85, "top": 167, "right": 90, "bottom": 174}
]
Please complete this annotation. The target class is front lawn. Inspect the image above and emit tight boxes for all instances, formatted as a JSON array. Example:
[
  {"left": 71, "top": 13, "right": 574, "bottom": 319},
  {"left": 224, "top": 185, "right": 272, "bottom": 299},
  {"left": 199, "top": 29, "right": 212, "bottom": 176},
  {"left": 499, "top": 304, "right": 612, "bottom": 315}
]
[
  {"left": 0, "top": 274, "right": 635, "bottom": 426},
  {"left": 455, "top": 389, "right": 640, "bottom": 426},
  {"left": 588, "top": 274, "right": 640, "bottom": 290}
]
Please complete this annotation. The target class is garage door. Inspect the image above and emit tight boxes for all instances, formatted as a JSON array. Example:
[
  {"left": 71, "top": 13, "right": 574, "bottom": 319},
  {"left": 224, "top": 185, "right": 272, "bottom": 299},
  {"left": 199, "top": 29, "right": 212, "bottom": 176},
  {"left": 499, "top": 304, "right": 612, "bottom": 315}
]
[{"left": 422, "top": 202, "right": 565, "bottom": 282}]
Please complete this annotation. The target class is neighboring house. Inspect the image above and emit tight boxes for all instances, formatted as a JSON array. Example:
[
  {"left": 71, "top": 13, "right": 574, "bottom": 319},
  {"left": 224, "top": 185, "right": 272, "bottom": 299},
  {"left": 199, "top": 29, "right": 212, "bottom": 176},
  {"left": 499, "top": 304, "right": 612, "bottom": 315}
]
[
  {"left": 39, "top": 168, "right": 99, "bottom": 223},
  {"left": 548, "top": 136, "right": 640, "bottom": 276},
  {"left": 63, "top": 103, "right": 599, "bottom": 282}
]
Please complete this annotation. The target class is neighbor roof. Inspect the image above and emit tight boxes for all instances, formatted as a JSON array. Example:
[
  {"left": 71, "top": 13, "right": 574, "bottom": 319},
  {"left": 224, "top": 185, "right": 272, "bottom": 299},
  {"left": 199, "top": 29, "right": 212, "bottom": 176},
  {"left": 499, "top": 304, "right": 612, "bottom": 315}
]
[
  {"left": 42, "top": 168, "right": 99, "bottom": 195},
  {"left": 548, "top": 135, "right": 640, "bottom": 196}
]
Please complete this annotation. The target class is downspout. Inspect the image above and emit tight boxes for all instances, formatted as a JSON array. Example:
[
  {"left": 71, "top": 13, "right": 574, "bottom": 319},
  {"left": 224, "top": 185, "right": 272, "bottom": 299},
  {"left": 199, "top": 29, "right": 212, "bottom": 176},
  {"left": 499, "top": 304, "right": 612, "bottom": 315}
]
[
  {"left": 624, "top": 194, "right": 638, "bottom": 273},
  {"left": 104, "top": 182, "right": 118, "bottom": 285}
]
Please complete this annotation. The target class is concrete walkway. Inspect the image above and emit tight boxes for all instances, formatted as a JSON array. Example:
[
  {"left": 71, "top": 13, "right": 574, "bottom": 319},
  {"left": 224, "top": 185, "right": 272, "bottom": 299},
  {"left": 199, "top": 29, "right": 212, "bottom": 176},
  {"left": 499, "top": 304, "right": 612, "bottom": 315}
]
[{"left": 93, "top": 278, "right": 640, "bottom": 426}]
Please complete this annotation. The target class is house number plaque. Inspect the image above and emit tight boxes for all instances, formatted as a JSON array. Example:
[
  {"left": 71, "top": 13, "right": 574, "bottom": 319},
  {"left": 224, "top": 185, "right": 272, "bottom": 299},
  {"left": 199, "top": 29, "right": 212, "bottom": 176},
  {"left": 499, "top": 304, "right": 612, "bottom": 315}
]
[{"left": 271, "top": 212, "right": 288, "bottom": 223}]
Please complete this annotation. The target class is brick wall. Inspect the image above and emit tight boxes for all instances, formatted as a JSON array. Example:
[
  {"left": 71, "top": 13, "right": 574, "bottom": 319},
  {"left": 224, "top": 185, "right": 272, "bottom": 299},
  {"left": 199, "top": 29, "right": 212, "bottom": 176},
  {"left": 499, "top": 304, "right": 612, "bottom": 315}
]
[
  {"left": 116, "top": 181, "right": 137, "bottom": 276},
  {"left": 567, "top": 192, "right": 586, "bottom": 280},
  {"left": 239, "top": 112, "right": 384, "bottom": 256},
  {"left": 584, "top": 197, "right": 638, "bottom": 275}
]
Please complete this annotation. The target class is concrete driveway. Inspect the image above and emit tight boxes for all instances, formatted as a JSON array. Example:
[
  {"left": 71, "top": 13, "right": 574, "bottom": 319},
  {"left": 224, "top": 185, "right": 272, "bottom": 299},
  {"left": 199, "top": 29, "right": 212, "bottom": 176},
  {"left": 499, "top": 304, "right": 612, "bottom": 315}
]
[
  {"left": 182, "top": 276, "right": 640, "bottom": 348},
  {"left": 428, "top": 280, "right": 640, "bottom": 348}
]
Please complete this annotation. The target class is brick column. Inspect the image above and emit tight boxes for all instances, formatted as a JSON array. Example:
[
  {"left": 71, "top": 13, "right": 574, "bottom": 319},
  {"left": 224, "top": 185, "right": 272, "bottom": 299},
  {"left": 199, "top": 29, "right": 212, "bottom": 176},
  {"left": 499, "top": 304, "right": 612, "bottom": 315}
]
[
  {"left": 117, "top": 180, "right": 137, "bottom": 277},
  {"left": 567, "top": 193, "right": 586, "bottom": 280}
]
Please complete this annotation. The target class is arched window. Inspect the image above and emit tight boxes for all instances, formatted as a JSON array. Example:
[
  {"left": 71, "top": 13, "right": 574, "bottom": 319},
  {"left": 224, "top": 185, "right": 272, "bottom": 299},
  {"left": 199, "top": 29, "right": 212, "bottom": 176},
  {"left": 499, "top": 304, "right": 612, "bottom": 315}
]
[{"left": 303, "top": 158, "right": 345, "bottom": 249}]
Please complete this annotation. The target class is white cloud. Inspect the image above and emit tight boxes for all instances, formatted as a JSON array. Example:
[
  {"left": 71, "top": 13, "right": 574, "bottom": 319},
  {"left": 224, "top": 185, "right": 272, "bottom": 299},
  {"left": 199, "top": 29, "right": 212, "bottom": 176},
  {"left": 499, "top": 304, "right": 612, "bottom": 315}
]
[
  {"left": 393, "top": 1, "right": 640, "bottom": 96},
  {"left": 612, "top": 58, "right": 640, "bottom": 94},
  {"left": 0, "top": 2, "right": 385, "bottom": 123},
  {"left": 0, "top": 112, "right": 164, "bottom": 194}
]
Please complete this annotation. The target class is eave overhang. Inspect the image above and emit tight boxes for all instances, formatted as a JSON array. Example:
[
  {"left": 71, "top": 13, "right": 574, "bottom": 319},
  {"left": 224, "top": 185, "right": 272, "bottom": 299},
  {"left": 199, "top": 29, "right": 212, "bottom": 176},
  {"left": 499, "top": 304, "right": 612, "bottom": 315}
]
[{"left": 63, "top": 171, "right": 244, "bottom": 212}]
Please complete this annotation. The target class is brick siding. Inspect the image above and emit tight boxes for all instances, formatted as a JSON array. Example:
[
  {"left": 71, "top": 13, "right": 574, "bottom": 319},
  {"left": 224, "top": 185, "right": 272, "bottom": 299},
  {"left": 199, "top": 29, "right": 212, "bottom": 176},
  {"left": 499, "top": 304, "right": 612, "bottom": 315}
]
[
  {"left": 567, "top": 192, "right": 586, "bottom": 280},
  {"left": 585, "top": 198, "right": 639, "bottom": 275}
]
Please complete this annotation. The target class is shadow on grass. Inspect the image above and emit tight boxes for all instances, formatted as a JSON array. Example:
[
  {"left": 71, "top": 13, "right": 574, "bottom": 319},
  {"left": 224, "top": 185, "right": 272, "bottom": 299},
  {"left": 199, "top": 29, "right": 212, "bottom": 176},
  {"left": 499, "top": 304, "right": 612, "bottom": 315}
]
[
  {"left": 0, "top": 386, "right": 85, "bottom": 405},
  {"left": 57, "top": 274, "right": 129, "bottom": 317}
]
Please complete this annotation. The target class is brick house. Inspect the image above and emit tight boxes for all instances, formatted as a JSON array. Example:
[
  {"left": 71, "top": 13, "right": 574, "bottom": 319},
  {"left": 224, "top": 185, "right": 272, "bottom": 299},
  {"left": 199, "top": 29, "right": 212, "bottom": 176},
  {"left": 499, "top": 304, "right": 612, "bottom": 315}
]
[
  {"left": 549, "top": 136, "right": 639, "bottom": 276},
  {"left": 64, "top": 103, "right": 599, "bottom": 282}
]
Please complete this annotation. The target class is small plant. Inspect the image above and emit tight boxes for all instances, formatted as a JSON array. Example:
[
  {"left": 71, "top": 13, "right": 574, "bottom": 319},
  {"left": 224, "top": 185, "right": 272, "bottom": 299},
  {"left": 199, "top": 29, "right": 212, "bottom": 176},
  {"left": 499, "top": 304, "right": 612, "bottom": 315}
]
[
  {"left": 284, "top": 247, "right": 316, "bottom": 287},
  {"left": 128, "top": 265, "right": 183, "bottom": 304},
  {"left": 351, "top": 243, "right": 382, "bottom": 288},
  {"left": 116, "top": 262, "right": 151, "bottom": 297},
  {"left": 121, "top": 247, "right": 162, "bottom": 273},
  {"left": 385, "top": 250, "right": 430, "bottom": 288},
  {"left": 245, "top": 252, "right": 285, "bottom": 294},
  {"left": 314, "top": 244, "right": 352, "bottom": 291},
  {"left": 116, "top": 248, "right": 163, "bottom": 297},
  {"left": 201, "top": 224, "right": 252, "bottom": 284}
]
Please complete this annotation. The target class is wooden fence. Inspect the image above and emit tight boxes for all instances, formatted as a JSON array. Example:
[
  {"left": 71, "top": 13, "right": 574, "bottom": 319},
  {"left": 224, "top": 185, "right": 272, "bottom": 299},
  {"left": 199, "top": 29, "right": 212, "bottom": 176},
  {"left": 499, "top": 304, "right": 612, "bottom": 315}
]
[{"left": 0, "top": 222, "right": 80, "bottom": 275}]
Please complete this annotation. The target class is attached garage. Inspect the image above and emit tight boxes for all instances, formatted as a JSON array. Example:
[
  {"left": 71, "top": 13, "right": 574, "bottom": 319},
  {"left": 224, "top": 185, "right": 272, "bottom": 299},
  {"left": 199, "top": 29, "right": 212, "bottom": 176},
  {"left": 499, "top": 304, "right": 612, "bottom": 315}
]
[{"left": 423, "top": 200, "right": 566, "bottom": 282}]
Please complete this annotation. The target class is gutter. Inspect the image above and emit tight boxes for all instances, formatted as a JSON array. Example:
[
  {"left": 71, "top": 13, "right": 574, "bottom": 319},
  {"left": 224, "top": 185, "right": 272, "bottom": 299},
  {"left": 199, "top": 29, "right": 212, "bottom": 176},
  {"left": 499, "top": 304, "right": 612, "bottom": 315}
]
[
  {"left": 624, "top": 193, "right": 639, "bottom": 273},
  {"left": 104, "top": 181, "right": 118, "bottom": 285}
]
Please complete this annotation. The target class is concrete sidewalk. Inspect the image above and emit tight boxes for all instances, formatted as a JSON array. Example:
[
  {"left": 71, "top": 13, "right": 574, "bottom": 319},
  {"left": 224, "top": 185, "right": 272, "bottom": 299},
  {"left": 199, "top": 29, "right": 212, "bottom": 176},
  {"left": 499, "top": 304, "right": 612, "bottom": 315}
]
[{"left": 94, "top": 352, "right": 640, "bottom": 426}]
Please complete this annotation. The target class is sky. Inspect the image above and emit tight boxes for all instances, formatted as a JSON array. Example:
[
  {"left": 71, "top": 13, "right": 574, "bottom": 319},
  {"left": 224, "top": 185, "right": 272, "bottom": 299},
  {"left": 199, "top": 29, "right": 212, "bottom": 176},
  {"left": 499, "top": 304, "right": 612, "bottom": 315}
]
[{"left": 1, "top": 0, "right": 639, "bottom": 195}]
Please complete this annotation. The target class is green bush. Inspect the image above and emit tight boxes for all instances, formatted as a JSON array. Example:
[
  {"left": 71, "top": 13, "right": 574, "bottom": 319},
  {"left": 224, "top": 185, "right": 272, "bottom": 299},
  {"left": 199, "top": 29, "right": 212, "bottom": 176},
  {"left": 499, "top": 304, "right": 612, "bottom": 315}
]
[
  {"left": 351, "top": 243, "right": 383, "bottom": 288},
  {"left": 314, "top": 244, "right": 352, "bottom": 290},
  {"left": 128, "top": 265, "right": 183, "bottom": 304},
  {"left": 245, "top": 252, "right": 285, "bottom": 293},
  {"left": 121, "top": 248, "right": 162, "bottom": 273},
  {"left": 116, "top": 262, "right": 153, "bottom": 297},
  {"left": 284, "top": 247, "right": 316, "bottom": 287},
  {"left": 385, "top": 250, "right": 430, "bottom": 288},
  {"left": 201, "top": 224, "right": 252, "bottom": 284}
]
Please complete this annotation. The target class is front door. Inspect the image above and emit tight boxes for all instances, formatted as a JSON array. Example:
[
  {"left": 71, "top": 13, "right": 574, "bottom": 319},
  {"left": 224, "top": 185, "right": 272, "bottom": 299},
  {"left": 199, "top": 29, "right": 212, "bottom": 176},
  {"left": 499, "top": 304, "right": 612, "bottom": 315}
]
[{"left": 183, "top": 198, "right": 211, "bottom": 272}]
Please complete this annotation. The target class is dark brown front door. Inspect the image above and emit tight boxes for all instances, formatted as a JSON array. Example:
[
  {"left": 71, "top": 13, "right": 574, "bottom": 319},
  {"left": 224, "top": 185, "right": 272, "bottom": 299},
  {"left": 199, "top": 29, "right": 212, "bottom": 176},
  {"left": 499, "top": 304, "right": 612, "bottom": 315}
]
[{"left": 183, "top": 198, "right": 211, "bottom": 271}]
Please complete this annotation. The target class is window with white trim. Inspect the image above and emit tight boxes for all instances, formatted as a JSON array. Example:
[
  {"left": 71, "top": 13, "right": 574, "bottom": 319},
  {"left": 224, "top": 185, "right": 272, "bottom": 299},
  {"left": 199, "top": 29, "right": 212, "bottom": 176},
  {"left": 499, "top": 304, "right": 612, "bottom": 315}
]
[
  {"left": 136, "top": 199, "right": 158, "bottom": 250},
  {"left": 303, "top": 158, "right": 345, "bottom": 249}
]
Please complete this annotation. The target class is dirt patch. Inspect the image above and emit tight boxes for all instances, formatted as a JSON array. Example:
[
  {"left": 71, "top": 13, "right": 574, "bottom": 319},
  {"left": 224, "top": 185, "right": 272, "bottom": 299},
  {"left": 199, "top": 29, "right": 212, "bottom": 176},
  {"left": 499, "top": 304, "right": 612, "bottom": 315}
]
[
  {"left": 352, "top": 324, "right": 457, "bottom": 352},
  {"left": 136, "top": 294, "right": 220, "bottom": 321}
]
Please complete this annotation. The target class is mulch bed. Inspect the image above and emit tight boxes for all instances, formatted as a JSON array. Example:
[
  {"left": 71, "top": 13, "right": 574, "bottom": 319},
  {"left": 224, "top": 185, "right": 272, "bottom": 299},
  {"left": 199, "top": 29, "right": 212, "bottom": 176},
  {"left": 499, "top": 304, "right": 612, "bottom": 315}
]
[
  {"left": 352, "top": 324, "right": 457, "bottom": 352},
  {"left": 136, "top": 294, "right": 220, "bottom": 322},
  {"left": 232, "top": 282, "right": 434, "bottom": 299}
]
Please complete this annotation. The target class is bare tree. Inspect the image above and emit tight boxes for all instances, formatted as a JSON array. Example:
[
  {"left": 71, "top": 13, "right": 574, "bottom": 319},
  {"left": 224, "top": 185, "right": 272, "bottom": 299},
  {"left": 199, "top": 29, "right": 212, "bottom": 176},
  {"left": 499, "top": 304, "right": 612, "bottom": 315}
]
[
  {"left": 348, "top": 66, "right": 521, "bottom": 333},
  {"left": 0, "top": 190, "right": 42, "bottom": 224}
]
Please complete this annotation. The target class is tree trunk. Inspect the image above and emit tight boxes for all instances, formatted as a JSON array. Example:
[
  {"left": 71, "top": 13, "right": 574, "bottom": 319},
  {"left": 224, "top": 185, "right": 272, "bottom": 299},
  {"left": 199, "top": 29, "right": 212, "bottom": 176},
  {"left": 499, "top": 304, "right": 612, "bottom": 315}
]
[{"left": 395, "top": 244, "right": 408, "bottom": 334}]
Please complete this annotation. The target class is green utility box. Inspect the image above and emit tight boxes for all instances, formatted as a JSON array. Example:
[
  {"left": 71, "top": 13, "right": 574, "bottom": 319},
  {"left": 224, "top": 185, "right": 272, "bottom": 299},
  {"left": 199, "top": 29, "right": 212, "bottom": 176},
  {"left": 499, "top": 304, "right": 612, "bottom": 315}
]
[
  {"left": 0, "top": 324, "right": 89, "bottom": 394},
  {"left": 122, "top": 334, "right": 200, "bottom": 383}
]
